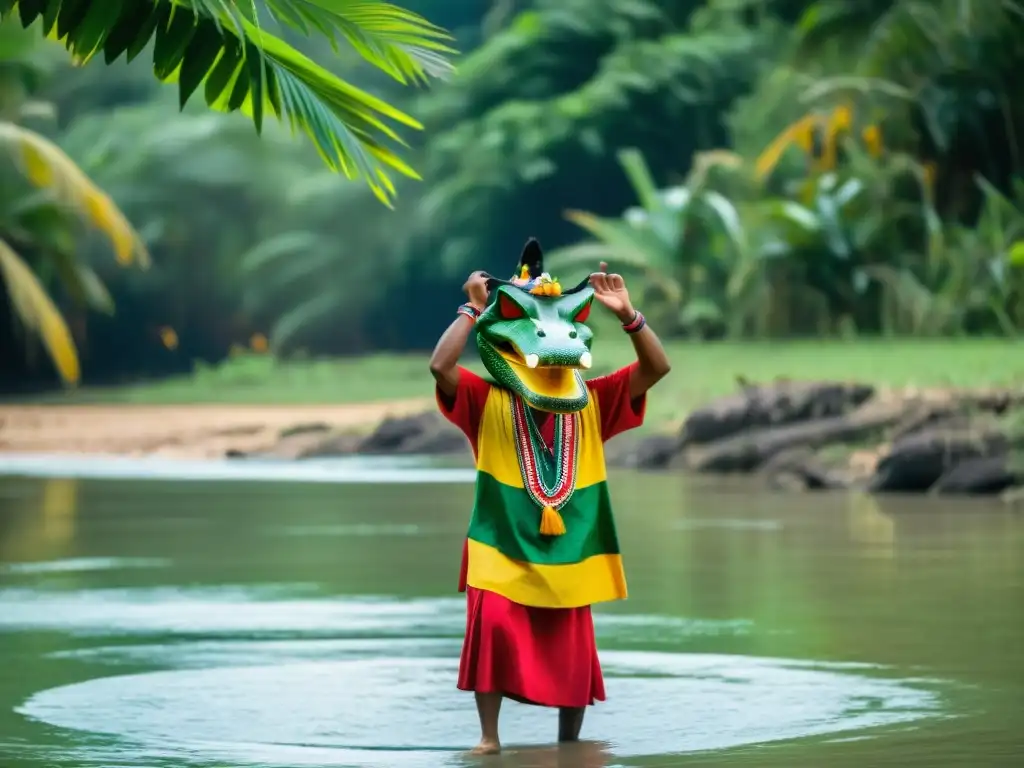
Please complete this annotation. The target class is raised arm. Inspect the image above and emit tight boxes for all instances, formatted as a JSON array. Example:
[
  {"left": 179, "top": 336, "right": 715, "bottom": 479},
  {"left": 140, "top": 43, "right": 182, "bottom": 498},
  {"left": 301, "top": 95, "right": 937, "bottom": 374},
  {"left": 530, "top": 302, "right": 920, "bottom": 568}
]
[
  {"left": 590, "top": 262, "right": 670, "bottom": 399},
  {"left": 621, "top": 318, "right": 670, "bottom": 399},
  {"left": 429, "top": 271, "right": 490, "bottom": 397}
]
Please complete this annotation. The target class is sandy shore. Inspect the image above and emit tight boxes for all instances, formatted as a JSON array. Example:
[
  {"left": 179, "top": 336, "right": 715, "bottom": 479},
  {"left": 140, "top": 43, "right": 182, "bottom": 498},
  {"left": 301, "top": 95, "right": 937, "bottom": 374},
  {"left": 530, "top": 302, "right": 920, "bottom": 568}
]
[{"left": 0, "top": 400, "right": 432, "bottom": 459}]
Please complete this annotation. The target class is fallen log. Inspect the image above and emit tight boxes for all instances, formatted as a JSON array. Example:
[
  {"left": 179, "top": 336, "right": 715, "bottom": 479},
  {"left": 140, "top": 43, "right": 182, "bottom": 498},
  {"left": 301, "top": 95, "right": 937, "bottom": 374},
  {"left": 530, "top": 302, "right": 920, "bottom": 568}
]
[
  {"left": 680, "top": 380, "right": 875, "bottom": 446},
  {"left": 682, "top": 398, "right": 908, "bottom": 473}
]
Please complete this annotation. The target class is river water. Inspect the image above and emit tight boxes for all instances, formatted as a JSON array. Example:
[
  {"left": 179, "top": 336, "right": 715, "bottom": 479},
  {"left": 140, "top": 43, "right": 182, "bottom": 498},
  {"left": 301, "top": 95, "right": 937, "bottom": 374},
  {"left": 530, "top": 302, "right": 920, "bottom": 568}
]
[{"left": 0, "top": 458, "right": 1021, "bottom": 767}]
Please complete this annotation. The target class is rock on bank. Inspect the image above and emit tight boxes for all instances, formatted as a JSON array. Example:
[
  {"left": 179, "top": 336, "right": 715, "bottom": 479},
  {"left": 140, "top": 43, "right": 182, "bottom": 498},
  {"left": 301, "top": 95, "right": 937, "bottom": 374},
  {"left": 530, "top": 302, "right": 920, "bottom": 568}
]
[
  {"left": 616, "top": 380, "right": 1024, "bottom": 498},
  {"left": 238, "top": 379, "right": 1024, "bottom": 499}
]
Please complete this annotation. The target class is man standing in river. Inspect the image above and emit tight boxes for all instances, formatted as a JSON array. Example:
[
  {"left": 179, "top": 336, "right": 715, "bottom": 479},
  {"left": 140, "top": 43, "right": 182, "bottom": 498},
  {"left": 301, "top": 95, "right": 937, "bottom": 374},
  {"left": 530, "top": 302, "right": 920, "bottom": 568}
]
[{"left": 428, "top": 239, "right": 671, "bottom": 754}]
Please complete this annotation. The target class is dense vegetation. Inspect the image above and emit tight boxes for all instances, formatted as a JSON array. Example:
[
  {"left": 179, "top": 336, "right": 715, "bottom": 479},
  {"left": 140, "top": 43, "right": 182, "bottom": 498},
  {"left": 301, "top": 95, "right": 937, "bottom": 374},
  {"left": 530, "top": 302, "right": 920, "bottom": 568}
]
[
  {"left": 0, "top": 0, "right": 455, "bottom": 388},
  {"left": 2, "top": 0, "right": 1024, "bottom": 391}
]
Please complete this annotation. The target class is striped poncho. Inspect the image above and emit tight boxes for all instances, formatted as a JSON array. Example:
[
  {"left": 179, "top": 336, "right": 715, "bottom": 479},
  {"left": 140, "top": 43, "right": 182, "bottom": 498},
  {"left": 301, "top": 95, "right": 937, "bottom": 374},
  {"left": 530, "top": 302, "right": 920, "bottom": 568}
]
[{"left": 440, "top": 365, "right": 644, "bottom": 609}]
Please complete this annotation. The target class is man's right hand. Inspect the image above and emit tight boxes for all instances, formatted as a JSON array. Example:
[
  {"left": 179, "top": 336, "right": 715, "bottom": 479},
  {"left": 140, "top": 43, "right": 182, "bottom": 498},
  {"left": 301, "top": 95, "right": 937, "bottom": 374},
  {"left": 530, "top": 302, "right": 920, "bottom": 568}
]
[
  {"left": 431, "top": 271, "right": 489, "bottom": 395},
  {"left": 463, "top": 271, "right": 489, "bottom": 308}
]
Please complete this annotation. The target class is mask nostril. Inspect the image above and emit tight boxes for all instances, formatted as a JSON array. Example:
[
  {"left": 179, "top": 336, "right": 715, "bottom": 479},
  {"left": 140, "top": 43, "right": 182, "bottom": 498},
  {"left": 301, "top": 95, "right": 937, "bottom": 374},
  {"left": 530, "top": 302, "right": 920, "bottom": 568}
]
[
  {"left": 568, "top": 330, "right": 578, "bottom": 339},
  {"left": 536, "top": 329, "right": 546, "bottom": 337}
]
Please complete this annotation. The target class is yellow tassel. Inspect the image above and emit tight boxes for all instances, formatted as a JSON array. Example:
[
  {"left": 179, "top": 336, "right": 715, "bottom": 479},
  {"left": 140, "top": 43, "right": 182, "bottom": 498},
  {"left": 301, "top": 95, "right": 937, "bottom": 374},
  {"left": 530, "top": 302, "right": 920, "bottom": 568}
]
[{"left": 539, "top": 505, "right": 566, "bottom": 536}]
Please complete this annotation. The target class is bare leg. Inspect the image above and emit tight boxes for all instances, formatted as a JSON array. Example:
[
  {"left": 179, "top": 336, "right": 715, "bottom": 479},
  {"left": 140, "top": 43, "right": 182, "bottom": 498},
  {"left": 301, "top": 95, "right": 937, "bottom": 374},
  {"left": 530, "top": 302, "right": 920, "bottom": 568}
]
[
  {"left": 471, "top": 692, "right": 502, "bottom": 754},
  {"left": 558, "top": 706, "right": 585, "bottom": 742}
]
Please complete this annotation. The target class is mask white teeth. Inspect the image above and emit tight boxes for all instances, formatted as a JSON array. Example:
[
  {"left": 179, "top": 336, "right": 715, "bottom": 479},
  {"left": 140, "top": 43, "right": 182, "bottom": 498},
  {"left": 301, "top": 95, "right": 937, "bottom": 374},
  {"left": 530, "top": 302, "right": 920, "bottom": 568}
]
[
  {"left": 525, "top": 354, "right": 539, "bottom": 369},
  {"left": 579, "top": 351, "right": 592, "bottom": 369}
]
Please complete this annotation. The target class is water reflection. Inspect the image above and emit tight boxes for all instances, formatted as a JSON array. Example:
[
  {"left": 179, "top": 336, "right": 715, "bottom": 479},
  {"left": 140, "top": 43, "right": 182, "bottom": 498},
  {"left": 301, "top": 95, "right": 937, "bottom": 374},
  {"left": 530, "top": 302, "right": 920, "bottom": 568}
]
[
  {"left": 39, "top": 479, "right": 78, "bottom": 546},
  {"left": 0, "top": 469, "right": 1020, "bottom": 768},
  {"left": 0, "top": 478, "right": 78, "bottom": 563},
  {"left": 846, "top": 493, "right": 895, "bottom": 558},
  {"left": 475, "top": 740, "right": 612, "bottom": 768}
]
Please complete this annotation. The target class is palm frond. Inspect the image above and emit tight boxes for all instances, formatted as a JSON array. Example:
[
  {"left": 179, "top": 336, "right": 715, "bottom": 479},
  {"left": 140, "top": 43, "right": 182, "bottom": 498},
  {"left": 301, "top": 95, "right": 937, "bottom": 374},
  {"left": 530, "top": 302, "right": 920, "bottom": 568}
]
[
  {"left": 700, "top": 191, "right": 747, "bottom": 256},
  {"left": 555, "top": 210, "right": 684, "bottom": 303},
  {"left": 0, "top": 236, "right": 80, "bottom": 384},
  {"left": 684, "top": 150, "right": 744, "bottom": 189},
  {"left": 50, "top": 250, "right": 115, "bottom": 314},
  {"left": 270, "top": 285, "right": 347, "bottom": 350},
  {"left": 0, "top": 0, "right": 455, "bottom": 205},
  {"left": 544, "top": 242, "right": 619, "bottom": 275},
  {"left": 260, "top": 0, "right": 456, "bottom": 83},
  {"left": 240, "top": 248, "right": 337, "bottom": 314},
  {"left": 237, "top": 230, "right": 322, "bottom": 274},
  {"left": 761, "top": 199, "right": 823, "bottom": 234},
  {"left": 563, "top": 210, "right": 677, "bottom": 273},
  {"left": 0, "top": 120, "right": 150, "bottom": 266},
  {"left": 863, "top": 263, "right": 957, "bottom": 334},
  {"left": 800, "top": 75, "right": 912, "bottom": 104},
  {"left": 793, "top": 0, "right": 896, "bottom": 59},
  {"left": 616, "top": 148, "right": 661, "bottom": 211}
]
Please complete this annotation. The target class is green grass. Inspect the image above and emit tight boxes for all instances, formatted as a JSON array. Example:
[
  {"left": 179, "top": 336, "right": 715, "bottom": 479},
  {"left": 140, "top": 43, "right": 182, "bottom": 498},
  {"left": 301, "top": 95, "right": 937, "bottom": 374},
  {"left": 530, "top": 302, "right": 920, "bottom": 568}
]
[{"left": 26, "top": 338, "right": 1024, "bottom": 427}]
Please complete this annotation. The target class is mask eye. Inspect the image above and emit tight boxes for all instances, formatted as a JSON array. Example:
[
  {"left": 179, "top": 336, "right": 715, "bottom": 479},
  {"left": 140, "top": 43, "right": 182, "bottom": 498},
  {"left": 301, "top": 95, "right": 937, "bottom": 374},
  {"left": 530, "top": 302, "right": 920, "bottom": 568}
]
[
  {"left": 573, "top": 300, "right": 592, "bottom": 323},
  {"left": 499, "top": 292, "right": 524, "bottom": 319}
]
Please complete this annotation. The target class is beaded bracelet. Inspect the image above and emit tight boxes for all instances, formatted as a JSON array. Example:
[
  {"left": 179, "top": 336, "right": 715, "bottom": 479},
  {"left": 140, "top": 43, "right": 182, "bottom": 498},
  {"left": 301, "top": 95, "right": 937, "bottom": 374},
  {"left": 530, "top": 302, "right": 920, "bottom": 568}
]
[
  {"left": 457, "top": 303, "right": 482, "bottom": 322},
  {"left": 622, "top": 310, "right": 646, "bottom": 334}
]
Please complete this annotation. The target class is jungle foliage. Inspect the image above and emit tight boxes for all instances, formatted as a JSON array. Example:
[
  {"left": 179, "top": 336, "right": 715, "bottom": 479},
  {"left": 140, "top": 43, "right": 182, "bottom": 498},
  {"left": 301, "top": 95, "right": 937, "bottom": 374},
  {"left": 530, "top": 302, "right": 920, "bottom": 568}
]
[
  {"left": 3, "top": 0, "right": 1024, "bottom": 389},
  {"left": 0, "top": 0, "right": 454, "bottom": 385}
]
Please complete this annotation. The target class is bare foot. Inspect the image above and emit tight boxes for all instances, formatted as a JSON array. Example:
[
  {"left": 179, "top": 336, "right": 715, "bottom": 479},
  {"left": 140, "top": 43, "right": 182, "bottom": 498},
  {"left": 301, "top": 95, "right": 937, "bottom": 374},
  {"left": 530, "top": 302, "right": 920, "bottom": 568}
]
[{"left": 470, "top": 737, "right": 501, "bottom": 755}]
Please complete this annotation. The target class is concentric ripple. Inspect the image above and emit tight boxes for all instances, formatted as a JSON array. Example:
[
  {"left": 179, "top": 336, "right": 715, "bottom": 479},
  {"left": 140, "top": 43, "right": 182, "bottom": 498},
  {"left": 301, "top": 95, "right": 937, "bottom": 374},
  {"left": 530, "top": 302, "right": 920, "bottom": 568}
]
[
  {"left": 3, "top": 588, "right": 942, "bottom": 766},
  {"left": 19, "top": 651, "right": 939, "bottom": 767}
]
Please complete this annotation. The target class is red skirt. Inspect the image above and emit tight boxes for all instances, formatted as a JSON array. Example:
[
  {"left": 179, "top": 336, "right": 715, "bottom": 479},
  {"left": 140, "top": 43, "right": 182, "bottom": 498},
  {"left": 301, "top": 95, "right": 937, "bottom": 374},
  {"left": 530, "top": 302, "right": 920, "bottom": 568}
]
[{"left": 458, "top": 586, "right": 606, "bottom": 708}]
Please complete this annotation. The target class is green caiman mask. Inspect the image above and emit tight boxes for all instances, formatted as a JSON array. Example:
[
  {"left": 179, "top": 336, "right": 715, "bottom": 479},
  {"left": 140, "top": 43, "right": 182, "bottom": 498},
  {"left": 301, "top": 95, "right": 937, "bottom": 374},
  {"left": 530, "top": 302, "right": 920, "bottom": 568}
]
[{"left": 477, "top": 238, "right": 595, "bottom": 413}]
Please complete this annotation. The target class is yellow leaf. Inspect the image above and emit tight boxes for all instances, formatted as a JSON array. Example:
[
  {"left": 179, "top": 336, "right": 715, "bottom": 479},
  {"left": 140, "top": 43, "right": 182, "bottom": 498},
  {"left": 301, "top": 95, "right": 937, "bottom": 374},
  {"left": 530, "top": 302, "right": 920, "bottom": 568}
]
[
  {"left": 821, "top": 132, "right": 837, "bottom": 171},
  {"left": 831, "top": 104, "right": 853, "bottom": 132},
  {"left": 795, "top": 127, "right": 814, "bottom": 153},
  {"left": 250, "top": 333, "right": 269, "bottom": 353},
  {"left": 158, "top": 327, "right": 179, "bottom": 350},
  {"left": 755, "top": 114, "right": 822, "bottom": 181},
  {"left": 862, "top": 125, "right": 883, "bottom": 157},
  {"left": 0, "top": 238, "right": 80, "bottom": 385},
  {"left": 800, "top": 178, "right": 816, "bottom": 205},
  {"left": 922, "top": 162, "right": 937, "bottom": 191},
  {"left": 0, "top": 121, "right": 149, "bottom": 268},
  {"left": 1008, "top": 241, "right": 1024, "bottom": 267}
]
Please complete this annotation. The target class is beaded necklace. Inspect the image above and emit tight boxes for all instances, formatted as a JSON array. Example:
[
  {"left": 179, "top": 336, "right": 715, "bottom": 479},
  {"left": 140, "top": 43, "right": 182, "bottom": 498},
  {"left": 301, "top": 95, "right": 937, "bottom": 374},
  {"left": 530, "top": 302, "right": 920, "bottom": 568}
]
[{"left": 510, "top": 395, "right": 579, "bottom": 534}]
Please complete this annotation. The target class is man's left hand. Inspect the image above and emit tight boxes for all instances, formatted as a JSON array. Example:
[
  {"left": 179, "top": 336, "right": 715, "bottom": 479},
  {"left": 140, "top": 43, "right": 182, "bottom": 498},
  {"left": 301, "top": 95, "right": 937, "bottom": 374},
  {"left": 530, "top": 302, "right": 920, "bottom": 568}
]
[{"left": 589, "top": 262, "right": 635, "bottom": 322}]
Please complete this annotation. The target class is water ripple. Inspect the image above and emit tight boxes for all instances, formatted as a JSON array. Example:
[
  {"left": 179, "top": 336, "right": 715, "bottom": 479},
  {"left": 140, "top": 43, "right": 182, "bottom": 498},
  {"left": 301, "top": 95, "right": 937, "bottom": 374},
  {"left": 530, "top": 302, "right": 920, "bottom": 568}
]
[
  {"left": 17, "top": 652, "right": 941, "bottom": 766},
  {"left": 0, "top": 454, "right": 475, "bottom": 484},
  {"left": 1, "top": 588, "right": 946, "bottom": 766},
  {"left": 1, "top": 558, "right": 171, "bottom": 575},
  {"left": 0, "top": 587, "right": 753, "bottom": 643}
]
